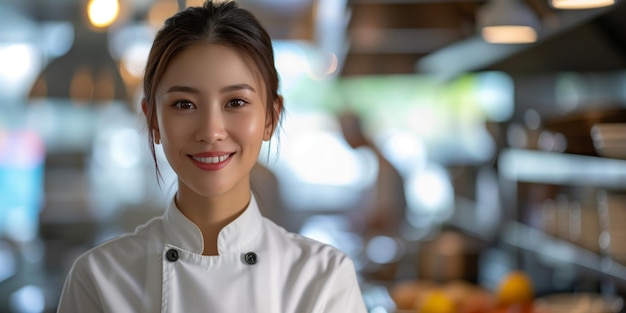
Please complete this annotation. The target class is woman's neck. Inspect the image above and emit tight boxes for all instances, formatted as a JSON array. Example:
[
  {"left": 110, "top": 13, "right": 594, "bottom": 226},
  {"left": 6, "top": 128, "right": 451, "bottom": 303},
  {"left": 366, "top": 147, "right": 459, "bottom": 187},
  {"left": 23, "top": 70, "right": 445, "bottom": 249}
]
[{"left": 174, "top": 181, "right": 251, "bottom": 256}]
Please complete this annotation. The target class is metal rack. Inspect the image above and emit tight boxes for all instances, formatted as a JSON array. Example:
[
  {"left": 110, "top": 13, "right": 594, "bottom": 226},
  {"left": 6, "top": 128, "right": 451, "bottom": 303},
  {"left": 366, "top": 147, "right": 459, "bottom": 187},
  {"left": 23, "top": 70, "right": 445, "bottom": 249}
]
[{"left": 497, "top": 147, "right": 626, "bottom": 288}]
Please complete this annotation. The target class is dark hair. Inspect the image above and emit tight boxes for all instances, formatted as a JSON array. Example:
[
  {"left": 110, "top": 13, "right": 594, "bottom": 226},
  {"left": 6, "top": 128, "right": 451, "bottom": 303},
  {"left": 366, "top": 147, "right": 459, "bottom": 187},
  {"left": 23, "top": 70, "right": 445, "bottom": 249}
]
[{"left": 142, "top": 0, "right": 283, "bottom": 182}]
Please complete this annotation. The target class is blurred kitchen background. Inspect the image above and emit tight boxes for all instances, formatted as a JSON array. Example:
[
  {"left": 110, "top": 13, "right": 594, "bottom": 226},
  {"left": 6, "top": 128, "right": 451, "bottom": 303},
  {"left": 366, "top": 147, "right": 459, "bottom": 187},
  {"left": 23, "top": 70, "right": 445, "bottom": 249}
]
[{"left": 1, "top": 0, "right": 626, "bottom": 312}]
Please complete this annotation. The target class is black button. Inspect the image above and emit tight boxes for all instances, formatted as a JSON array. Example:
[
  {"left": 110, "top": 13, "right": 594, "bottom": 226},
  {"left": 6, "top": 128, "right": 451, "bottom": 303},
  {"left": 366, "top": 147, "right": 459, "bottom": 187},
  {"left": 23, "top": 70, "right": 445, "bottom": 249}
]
[
  {"left": 166, "top": 249, "right": 179, "bottom": 262},
  {"left": 243, "top": 252, "right": 257, "bottom": 265}
]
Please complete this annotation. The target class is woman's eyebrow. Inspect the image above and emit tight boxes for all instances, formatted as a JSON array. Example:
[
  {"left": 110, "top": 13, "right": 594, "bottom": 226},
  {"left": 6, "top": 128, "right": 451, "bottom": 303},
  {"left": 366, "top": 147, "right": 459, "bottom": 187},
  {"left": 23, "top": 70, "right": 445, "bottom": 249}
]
[
  {"left": 221, "top": 83, "right": 256, "bottom": 93},
  {"left": 165, "top": 85, "right": 201, "bottom": 94},
  {"left": 164, "top": 84, "right": 256, "bottom": 94}
]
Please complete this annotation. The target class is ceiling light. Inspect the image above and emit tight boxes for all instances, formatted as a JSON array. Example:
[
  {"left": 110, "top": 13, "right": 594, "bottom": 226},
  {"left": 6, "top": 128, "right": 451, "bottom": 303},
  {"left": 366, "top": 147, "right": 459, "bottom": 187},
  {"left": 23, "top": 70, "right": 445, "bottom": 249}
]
[
  {"left": 87, "top": 0, "right": 120, "bottom": 29},
  {"left": 482, "top": 26, "right": 537, "bottom": 44},
  {"left": 551, "top": 0, "right": 615, "bottom": 9},
  {"left": 477, "top": 0, "right": 540, "bottom": 44}
]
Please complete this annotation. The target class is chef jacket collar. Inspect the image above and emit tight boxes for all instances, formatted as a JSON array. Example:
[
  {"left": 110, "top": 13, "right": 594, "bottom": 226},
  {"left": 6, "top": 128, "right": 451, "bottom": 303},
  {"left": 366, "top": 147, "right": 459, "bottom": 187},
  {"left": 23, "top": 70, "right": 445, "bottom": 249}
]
[{"left": 163, "top": 193, "right": 264, "bottom": 255}]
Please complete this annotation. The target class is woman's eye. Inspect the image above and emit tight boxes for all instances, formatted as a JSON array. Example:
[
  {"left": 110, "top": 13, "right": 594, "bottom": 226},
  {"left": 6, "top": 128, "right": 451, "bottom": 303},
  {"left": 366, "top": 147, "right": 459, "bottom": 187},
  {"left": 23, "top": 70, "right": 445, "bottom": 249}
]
[
  {"left": 226, "top": 99, "right": 246, "bottom": 108},
  {"left": 173, "top": 101, "right": 195, "bottom": 110}
]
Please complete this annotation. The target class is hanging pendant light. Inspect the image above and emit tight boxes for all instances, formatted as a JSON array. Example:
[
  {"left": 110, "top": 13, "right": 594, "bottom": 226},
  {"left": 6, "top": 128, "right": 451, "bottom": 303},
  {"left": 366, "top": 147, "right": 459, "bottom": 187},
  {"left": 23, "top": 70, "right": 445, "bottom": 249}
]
[
  {"left": 551, "top": 0, "right": 615, "bottom": 9},
  {"left": 28, "top": 24, "right": 128, "bottom": 104},
  {"left": 28, "top": 0, "right": 128, "bottom": 105},
  {"left": 477, "top": 0, "right": 540, "bottom": 44}
]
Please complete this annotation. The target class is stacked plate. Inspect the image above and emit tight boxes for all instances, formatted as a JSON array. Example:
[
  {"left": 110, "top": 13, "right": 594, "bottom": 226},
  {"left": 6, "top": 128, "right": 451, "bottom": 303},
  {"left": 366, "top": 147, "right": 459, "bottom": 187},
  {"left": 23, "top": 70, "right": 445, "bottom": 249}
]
[
  {"left": 591, "top": 123, "right": 626, "bottom": 160},
  {"left": 579, "top": 203, "right": 601, "bottom": 254},
  {"left": 605, "top": 193, "right": 626, "bottom": 264}
]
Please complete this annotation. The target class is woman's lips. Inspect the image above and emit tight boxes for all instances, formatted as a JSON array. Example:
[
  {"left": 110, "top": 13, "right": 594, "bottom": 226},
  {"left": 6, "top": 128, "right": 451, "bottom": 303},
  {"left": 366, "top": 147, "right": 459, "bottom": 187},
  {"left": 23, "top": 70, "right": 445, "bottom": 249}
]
[{"left": 188, "top": 152, "right": 234, "bottom": 170}]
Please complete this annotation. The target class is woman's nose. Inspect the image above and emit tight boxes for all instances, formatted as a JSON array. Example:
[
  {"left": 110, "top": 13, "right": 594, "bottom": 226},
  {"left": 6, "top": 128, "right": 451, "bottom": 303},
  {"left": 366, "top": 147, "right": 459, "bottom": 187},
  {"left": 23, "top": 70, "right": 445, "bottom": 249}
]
[{"left": 194, "top": 110, "right": 227, "bottom": 143}]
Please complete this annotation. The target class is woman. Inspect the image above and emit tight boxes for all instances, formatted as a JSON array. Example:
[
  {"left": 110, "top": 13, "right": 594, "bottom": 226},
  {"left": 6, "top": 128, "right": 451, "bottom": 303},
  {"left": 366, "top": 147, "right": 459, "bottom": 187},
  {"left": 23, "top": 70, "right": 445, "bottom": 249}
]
[{"left": 57, "top": 1, "right": 367, "bottom": 312}]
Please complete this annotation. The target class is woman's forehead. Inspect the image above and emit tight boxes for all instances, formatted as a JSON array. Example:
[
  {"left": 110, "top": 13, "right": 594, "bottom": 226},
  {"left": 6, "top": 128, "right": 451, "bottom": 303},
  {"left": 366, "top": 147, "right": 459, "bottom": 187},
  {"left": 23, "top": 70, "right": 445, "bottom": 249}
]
[{"left": 157, "top": 43, "right": 267, "bottom": 97}]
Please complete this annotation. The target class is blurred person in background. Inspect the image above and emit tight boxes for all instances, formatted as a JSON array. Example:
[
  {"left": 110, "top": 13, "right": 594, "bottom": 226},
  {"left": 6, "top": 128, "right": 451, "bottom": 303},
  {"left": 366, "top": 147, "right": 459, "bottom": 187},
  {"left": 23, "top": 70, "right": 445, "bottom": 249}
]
[
  {"left": 339, "top": 110, "right": 407, "bottom": 238},
  {"left": 56, "top": 1, "right": 366, "bottom": 312}
]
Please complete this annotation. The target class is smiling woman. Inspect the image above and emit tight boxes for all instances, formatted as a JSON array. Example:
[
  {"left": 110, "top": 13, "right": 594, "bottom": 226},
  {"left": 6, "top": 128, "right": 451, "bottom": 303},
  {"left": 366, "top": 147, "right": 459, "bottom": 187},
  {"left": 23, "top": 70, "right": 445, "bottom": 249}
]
[
  {"left": 154, "top": 44, "right": 270, "bottom": 208},
  {"left": 56, "top": 1, "right": 367, "bottom": 312}
]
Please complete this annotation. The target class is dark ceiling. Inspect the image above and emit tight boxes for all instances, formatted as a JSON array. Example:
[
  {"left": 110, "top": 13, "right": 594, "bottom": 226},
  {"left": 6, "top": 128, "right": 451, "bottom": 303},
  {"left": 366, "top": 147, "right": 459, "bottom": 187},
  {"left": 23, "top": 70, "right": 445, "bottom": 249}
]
[
  {"left": 243, "top": 0, "right": 626, "bottom": 78},
  {"left": 481, "top": 1, "right": 626, "bottom": 73},
  {"left": 342, "top": 0, "right": 626, "bottom": 78},
  {"left": 342, "top": 0, "right": 486, "bottom": 76},
  {"left": 6, "top": 0, "right": 626, "bottom": 79}
]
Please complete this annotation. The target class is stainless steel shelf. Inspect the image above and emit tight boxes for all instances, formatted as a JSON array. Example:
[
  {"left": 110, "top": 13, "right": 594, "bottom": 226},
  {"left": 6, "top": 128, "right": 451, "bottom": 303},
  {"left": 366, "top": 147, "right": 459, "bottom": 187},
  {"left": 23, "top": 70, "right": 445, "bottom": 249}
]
[
  {"left": 502, "top": 220, "right": 626, "bottom": 285},
  {"left": 499, "top": 148, "right": 626, "bottom": 190}
]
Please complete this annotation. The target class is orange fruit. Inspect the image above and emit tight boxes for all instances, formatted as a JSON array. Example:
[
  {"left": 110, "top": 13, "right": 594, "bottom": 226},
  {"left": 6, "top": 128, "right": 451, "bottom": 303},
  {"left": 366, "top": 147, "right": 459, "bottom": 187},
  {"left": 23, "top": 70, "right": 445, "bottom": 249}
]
[
  {"left": 390, "top": 280, "right": 437, "bottom": 310},
  {"left": 495, "top": 271, "right": 534, "bottom": 307},
  {"left": 419, "top": 289, "right": 457, "bottom": 313}
]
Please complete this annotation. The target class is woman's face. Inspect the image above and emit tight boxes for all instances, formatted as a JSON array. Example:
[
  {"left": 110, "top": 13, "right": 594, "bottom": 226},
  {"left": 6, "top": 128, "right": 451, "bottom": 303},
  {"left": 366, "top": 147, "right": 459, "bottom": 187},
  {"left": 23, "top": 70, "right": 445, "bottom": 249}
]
[{"left": 154, "top": 44, "right": 273, "bottom": 198}]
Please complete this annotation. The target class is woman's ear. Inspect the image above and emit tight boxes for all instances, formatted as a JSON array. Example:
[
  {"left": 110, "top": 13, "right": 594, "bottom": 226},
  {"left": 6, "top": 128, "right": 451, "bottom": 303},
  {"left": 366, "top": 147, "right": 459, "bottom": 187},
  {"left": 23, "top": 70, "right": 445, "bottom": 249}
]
[
  {"left": 142, "top": 98, "right": 161, "bottom": 144},
  {"left": 264, "top": 96, "right": 283, "bottom": 141},
  {"left": 141, "top": 98, "right": 148, "bottom": 117}
]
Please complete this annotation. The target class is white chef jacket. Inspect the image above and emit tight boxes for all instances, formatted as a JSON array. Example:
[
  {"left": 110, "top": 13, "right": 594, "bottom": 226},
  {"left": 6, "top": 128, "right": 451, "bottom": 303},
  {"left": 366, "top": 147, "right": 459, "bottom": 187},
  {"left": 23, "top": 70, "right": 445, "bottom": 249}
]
[{"left": 57, "top": 194, "right": 368, "bottom": 313}]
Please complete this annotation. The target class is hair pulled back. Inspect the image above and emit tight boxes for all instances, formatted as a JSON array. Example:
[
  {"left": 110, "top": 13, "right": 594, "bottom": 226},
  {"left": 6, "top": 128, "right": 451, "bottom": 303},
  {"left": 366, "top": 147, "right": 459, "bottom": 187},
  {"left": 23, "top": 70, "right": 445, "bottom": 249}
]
[{"left": 142, "top": 0, "right": 282, "bottom": 181}]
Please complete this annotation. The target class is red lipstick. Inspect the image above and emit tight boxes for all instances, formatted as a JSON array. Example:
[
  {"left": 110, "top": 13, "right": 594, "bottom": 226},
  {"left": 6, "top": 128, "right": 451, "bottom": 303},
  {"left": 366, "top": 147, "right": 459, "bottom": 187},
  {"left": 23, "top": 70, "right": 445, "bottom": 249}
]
[{"left": 188, "top": 152, "right": 233, "bottom": 171}]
